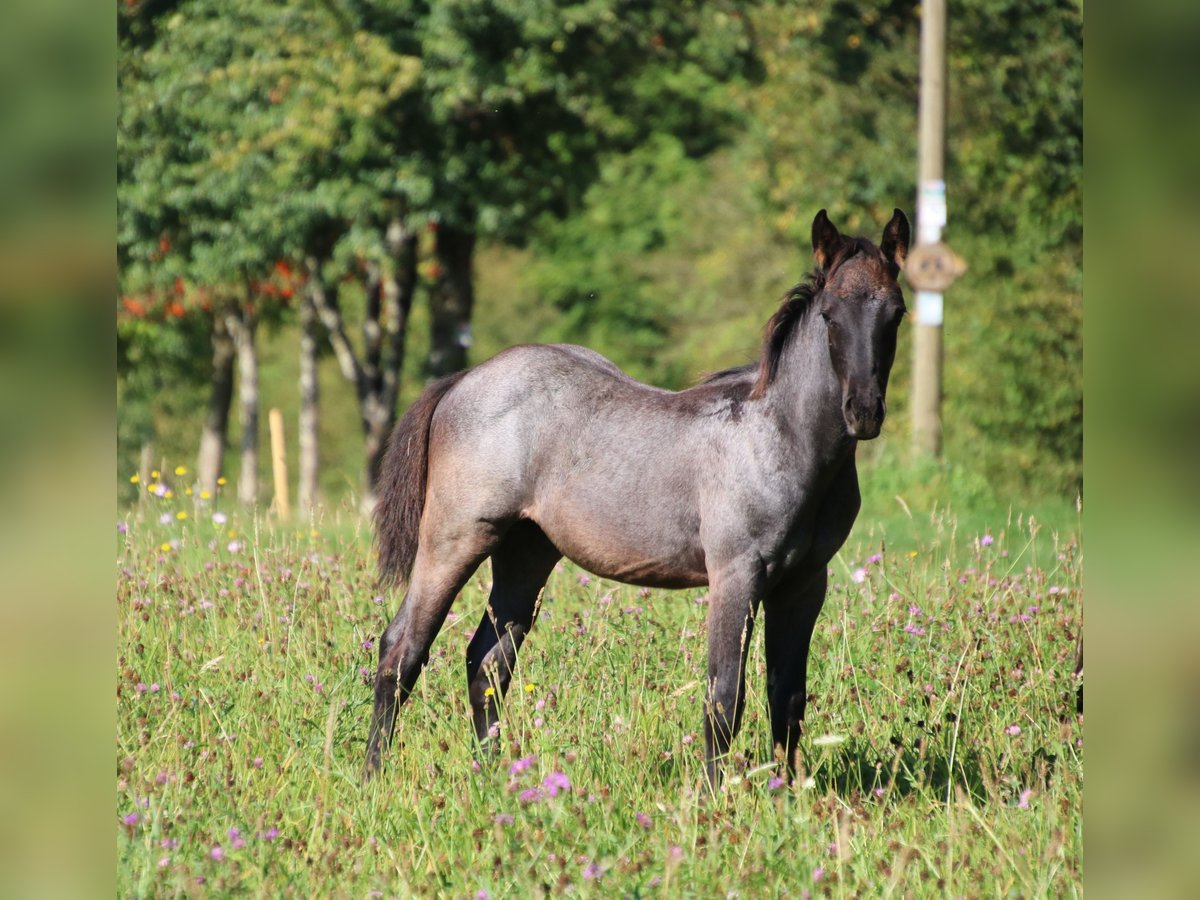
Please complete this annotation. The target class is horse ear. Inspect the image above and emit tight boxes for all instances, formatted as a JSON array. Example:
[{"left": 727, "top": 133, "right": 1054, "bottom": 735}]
[
  {"left": 811, "top": 209, "right": 842, "bottom": 271},
  {"left": 880, "top": 208, "right": 910, "bottom": 276}
]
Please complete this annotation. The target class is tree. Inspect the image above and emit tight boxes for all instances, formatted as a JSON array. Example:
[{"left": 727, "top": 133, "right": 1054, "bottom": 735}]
[
  {"left": 362, "top": 0, "right": 761, "bottom": 376},
  {"left": 119, "top": 0, "right": 421, "bottom": 503}
]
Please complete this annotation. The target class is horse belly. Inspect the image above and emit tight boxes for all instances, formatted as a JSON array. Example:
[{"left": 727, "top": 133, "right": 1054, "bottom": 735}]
[{"left": 531, "top": 498, "right": 708, "bottom": 590}]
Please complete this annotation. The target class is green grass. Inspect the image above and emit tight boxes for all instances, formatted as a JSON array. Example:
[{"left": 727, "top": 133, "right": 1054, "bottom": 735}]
[{"left": 117, "top": 489, "right": 1082, "bottom": 896}]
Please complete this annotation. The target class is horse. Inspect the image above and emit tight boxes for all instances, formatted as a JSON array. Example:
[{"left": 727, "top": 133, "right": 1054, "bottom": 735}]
[{"left": 364, "top": 208, "right": 910, "bottom": 785}]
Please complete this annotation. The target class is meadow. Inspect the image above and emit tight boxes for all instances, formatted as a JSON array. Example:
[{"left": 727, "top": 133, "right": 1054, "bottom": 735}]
[{"left": 117, "top": 478, "right": 1082, "bottom": 897}]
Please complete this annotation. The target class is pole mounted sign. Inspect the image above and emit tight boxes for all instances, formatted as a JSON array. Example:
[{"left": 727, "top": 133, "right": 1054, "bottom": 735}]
[{"left": 905, "top": 241, "right": 967, "bottom": 294}]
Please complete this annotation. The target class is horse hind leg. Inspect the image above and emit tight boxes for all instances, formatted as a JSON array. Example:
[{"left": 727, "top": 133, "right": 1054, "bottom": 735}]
[
  {"left": 364, "top": 524, "right": 498, "bottom": 779},
  {"left": 465, "top": 521, "right": 561, "bottom": 752}
]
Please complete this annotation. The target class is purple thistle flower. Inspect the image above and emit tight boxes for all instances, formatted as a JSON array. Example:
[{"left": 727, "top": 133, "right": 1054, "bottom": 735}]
[
  {"left": 543, "top": 772, "right": 571, "bottom": 797},
  {"left": 851, "top": 567, "right": 867, "bottom": 584},
  {"left": 121, "top": 812, "right": 139, "bottom": 827},
  {"left": 980, "top": 534, "right": 995, "bottom": 547},
  {"left": 159, "top": 512, "right": 173, "bottom": 525},
  {"left": 210, "top": 846, "right": 225, "bottom": 861},
  {"left": 768, "top": 776, "right": 786, "bottom": 790},
  {"left": 635, "top": 811, "right": 652, "bottom": 828},
  {"left": 262, "top": 827, "right": 279, "bottom": 841},
  {"left": 212, "top": 511, "right": 227, "bottom": 525},
  {"left": 509, "top": 754, "right": 537, "bottom": 776},
  {"left": 476, "top": 891, "right": 489, "bottom": 900},
  {"left": 1005, "top": 724, "right": 1022, "bottom": 736},
  {"left": 1017, "top": 789, "right": 1033, "bottom": 809},
  {"left": 583, "top": 862, "right": 603, "bottom": 880},
  {"left": 493, "top": 813, "right": 513, "bottom": 825},
  {"left": 117, "top": 521, "right": 128, "bottom": 534},
  {"left": 158, "top": 856, "right": 171, "bottom": 868},
  {"left": 866, "top": 553, "right": 883, "bottom": 566},
  {"left": 518, "top": 788, "right": 541, "bottom": 804},
  {"left": 228, "top": 827, "right": 246, "bottom": 850},
  {"left": 813, "top": 866, "right": 826, "bottom": 882}
]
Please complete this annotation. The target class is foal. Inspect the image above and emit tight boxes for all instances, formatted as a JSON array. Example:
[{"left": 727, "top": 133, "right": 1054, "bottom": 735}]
[{"left": 365, "top": 209, "right": 910, "bottom": 784}]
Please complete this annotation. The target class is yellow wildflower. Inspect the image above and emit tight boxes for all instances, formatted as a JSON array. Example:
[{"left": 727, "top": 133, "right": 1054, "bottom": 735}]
[
  {"left": 524, "top": 683, "right": 535, "bottom": 694},
  {"left": 176, "top": 511, "right": 188, "bottom": 520},
  {"left": 151, "top": 470, "right": 160, "bottom": 479},
  {"left": 484, "top": 687, "right": 495, "bottom": 698},
  {"left": 185, "top": 487, "right": 193, "bottom": 496},
  {"left": 200, "top": 491, "right": 211, "bottom": 500},
  {"left": 217, "top": 477, "right": 227, "bottom": 486},
  {"left": 160, "top": 542, "right": 171, "bottom": 552},
  {"left": 130, "top": 474, "right": 140, "bottom": 484},
  {"left": 164, "top": 490, "right": 174, "bottom": 499},
  {"left": 174, "top": 465, "right": 188, "bottom": 476}
]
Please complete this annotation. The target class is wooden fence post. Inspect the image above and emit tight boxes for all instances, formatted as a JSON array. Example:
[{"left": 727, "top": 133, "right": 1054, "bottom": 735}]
[{"left": 268, "top": 408, "right": 290, "bottom": 522}]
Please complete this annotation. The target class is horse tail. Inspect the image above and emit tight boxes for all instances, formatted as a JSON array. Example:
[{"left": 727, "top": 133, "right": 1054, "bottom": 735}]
[{"left": 375, "top": 371, "right": 468, "bottom": 587}]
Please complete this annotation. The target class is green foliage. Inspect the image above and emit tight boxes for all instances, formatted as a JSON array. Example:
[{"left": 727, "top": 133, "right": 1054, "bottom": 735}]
[
  {"left": 503, "top": 0, "right": 1082, "bottom": 497},
  {"left": 117, "top": 0, "right": 1082, "bottom": 502},
  {"left": 406, "top": 0, "right": 758, "bottom": 236},
  {"left": 118, "top": 0, "right": 421, "bottom": 289},
  {"left": 516, "top": 135, "right": 710, "bottom": 382}
]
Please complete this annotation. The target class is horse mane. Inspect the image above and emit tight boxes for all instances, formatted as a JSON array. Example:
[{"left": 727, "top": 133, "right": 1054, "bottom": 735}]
[
  {"left": 747, "top": 273, "right": 824, "bottom": 400},
  {"left": 747, "top": 237, "right": 878, "bottom": 400}
]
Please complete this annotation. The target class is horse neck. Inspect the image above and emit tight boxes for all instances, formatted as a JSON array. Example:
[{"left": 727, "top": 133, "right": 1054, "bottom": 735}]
[{"left": 762, "top": 311, "right": 855, "bottom": 463}]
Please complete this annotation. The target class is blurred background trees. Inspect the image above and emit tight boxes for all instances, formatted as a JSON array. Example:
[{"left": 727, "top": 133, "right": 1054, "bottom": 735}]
[{"left": 118, "top": 0, "right": 1081, "bottom": 511}]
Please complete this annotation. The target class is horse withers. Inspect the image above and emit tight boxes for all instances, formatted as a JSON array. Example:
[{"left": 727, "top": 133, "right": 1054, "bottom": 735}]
[{"left": 365, "top": 208, "right": 910, "bottom": 786}]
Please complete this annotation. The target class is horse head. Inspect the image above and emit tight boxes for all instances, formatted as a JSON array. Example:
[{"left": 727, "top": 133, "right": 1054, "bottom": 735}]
[{"left": 811, "top": 208, "right": 910, "bottom": 439}]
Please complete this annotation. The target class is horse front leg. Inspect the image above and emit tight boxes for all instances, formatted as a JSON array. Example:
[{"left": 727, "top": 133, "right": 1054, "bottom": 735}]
[
  {"left": 702, "top": 562, "right": 763, "bottom": 790},
  {"left": 763, "top": 568, "right": 827, "bottom": 779}
]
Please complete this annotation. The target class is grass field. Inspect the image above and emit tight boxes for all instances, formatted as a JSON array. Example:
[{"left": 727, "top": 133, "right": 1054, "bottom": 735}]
[{"left": 117, "top": 483, "right": 1082, "bottom": 896}]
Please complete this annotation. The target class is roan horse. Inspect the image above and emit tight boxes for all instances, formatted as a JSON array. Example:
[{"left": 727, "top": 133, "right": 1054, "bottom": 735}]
[{"left": 365, "top": 208, "right": 910, "bottom": 785}]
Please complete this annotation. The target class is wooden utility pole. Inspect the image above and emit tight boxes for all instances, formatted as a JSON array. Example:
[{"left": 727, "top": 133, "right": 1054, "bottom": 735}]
[{"left": 908, "top": 0, "right": 964, "bottom": 457}]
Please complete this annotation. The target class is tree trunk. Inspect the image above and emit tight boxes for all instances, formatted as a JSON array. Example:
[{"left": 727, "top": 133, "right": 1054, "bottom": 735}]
[
  {"left": 298, "top": 288, "right": 320, "bottom": 515},
  {"left": 306, "top": 216, "right": 418, "bottom": 514},
  {"left": 426, "top": 225, "right": 475, "bottom": 378},
  {"left": 196, "top": 302, "right": 236, "bottom": 497},
  {"left": 231, "top": 308, "right": 259, "bottom": 505},
  {"left": 362, "top": 218, "right": 418, "bottom": 508}
]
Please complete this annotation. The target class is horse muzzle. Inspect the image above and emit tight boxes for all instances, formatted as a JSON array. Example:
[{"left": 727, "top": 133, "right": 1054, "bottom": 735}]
[{"left": 843, "top": 392, "right": 886, "bottom": 440}]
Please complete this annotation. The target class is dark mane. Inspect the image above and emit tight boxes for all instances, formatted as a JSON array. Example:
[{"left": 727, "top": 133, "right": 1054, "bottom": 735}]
[
  {"left": 748, "top": 238, "right": 879, "bottom": 400},
  {"left": 747, "top": 274, "right": 823, "bottom": 400}
]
